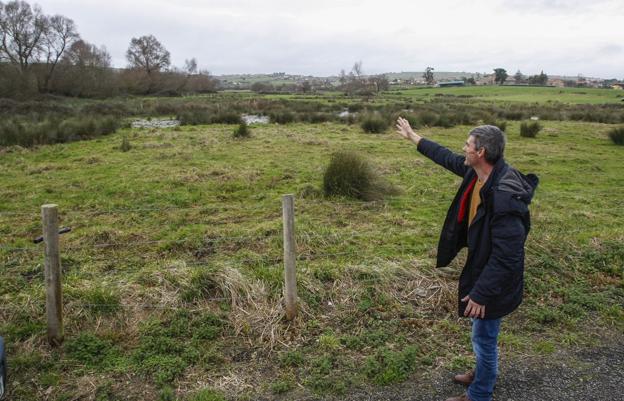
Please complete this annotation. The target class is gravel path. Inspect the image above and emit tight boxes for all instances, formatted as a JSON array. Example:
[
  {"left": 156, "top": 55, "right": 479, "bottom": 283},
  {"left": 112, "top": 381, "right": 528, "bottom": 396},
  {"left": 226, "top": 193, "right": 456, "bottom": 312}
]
[{"left": 288, "top": 335, "right": 623, "bottom": 401}]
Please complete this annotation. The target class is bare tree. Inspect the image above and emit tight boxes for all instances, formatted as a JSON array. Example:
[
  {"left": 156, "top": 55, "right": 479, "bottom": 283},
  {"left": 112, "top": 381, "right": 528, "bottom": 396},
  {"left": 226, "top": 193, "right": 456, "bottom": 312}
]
[
  {"left": 352, "top": 60, "right": 363, "bottom": 78},
  {"left": 53, "top": 39, "right": 115, "bottom": 97},
  {"left": 368, "top": 74, "right": 389, "bottom": 92},
  {"left": 0, "top": 0, "right": 47, "bottom": 73},
  {"left": 338, "top": 69, "right": 347, "bottom": 86},
  {"left": 126, "top": 34, "right": 170, "bottom": 75},
  {"left": 62, "top": 39, "right": 111, "bottom": 68},
  {"left": 184, "top": 57, "right": 197, "bottom": 75},
  {"left": 40, "top": 14, "right": 78, "bottom": 91}
]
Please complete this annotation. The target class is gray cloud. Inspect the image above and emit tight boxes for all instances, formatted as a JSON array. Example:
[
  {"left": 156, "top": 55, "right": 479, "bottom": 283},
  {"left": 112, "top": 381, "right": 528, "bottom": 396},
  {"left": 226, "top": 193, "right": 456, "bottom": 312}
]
[{"left": 32, "top": 0, "right": 624, "bottom": 78}]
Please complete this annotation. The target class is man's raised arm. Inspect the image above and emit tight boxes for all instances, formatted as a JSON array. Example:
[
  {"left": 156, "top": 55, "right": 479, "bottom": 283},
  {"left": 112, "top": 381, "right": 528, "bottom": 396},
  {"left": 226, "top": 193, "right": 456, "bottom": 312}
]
[{"left": 395, "top": 117, "right": 469, "bottom": 178}]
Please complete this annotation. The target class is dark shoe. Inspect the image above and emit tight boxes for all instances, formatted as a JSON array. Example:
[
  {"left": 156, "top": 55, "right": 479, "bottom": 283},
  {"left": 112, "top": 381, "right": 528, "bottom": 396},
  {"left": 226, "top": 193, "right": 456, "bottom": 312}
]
[
  {"left": 445, "top": 393, "right": 471, "bottom": 401},
  {"left": 453, "top": 369, "right": 474, "bottom": 386}
]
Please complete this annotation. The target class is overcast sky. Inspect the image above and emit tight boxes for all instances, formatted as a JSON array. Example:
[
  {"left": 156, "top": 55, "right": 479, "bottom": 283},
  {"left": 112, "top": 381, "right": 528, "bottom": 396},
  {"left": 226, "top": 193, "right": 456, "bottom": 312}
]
[{"left": 32, "top": 0, "right": 624, "bottom": 78}]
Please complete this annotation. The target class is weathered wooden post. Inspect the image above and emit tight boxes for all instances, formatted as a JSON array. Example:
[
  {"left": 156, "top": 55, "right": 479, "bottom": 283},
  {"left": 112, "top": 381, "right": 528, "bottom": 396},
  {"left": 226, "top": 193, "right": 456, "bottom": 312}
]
[
  {"left": 42, "top": 204, "right": 63, "bottom": 346},
  {"left": 282, "top": 194, "right": 297, "bottom": 320}
]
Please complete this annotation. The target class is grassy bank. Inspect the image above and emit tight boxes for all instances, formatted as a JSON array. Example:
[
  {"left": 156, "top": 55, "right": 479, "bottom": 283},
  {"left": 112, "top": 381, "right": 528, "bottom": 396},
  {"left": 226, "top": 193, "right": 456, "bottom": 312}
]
[{"left": 0, "top": 100, "right": 623, "bottom": 399}]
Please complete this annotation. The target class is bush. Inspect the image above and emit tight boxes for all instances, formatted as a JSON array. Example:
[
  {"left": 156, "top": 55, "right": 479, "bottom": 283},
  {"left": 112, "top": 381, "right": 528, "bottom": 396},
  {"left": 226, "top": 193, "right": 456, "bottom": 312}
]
[
  {"left": 394, "top": 113, "right": 421, "bottom": 130},
  {"left": 360, "top": 115, "right": 389, "bottom": 133},
  {"left": 323, "top": 151, "right": 399, "bottom": 201},
  {"left": 0, "top": 115, "right": 120, "bottom": 147},
  {"left": 608, "top": 127, "right": 624, "bottom": 145},
  {"left": 520, "top": 121, "right": 542, "bottom": 138},
  {"left": 494, "top": 121, "right": 507, "bottom": 132},
  {"left": 210, "top": 112, "right": 241, "bottom": 124},
  {"left": 418, "top": 111, "right": 439, "bottom": 126},
  {"left": 233, "top": 122, "right": 251, "bottom": 139},
  {"left": 120, "top": 136, "right": 132, "bottom": 152},
  {"left": 269, "top": 111, "right": 295, "bottom": 124},
  {"left": 177, "top": 109, "right": 211, "bottom": 125}
]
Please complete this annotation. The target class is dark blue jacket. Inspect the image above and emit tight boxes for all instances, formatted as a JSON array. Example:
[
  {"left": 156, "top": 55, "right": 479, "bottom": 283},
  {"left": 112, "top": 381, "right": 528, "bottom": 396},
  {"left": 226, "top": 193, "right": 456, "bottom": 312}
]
[{"left": 417, "top": 138, "right": 539, "bottom": 319}]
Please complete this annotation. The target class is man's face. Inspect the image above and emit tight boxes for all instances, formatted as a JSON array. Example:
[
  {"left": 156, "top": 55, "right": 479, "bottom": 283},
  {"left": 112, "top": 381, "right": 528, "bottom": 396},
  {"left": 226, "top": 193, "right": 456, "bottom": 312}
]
[{"left": 463, "top": 135, "right": 481, "bottom": 167}]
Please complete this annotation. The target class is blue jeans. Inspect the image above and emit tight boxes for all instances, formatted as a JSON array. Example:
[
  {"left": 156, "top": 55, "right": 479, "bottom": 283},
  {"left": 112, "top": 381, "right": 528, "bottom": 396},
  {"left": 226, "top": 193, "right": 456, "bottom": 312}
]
[{"left": 467, "top": 318, "right": 501, "bottom": 401}]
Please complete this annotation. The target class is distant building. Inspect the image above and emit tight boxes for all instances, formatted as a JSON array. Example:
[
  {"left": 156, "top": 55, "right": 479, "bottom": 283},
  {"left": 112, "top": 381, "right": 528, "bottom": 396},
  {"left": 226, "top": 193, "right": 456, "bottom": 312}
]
[
  {"left": 476, "top": 74, "right": 496, "bottom": 85},
  {"left": 612, "top": 83, "right": 624, "bottom": 90}
]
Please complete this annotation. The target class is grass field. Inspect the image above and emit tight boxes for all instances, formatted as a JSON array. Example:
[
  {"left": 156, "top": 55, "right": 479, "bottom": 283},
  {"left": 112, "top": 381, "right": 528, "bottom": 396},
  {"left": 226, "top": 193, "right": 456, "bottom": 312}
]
[
  {"left": 1, "top": 88, "right": 623, "bottom": 400},
  {"left": 386, "top": 86, "right": 624, "bottom": 104}
]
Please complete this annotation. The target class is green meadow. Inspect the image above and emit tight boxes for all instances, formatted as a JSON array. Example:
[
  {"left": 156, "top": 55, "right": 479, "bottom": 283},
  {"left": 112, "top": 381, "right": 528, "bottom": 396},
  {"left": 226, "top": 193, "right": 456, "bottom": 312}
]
[{"left": 1, "top": 87, "right": 623, "bottom": 400}]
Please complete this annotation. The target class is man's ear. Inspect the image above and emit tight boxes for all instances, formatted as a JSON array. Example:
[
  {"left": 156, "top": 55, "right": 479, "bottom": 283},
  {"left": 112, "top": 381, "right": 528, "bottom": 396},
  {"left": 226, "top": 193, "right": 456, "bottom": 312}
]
[{"left": 477, "top": 147, "right": 486, "bottom": 158}]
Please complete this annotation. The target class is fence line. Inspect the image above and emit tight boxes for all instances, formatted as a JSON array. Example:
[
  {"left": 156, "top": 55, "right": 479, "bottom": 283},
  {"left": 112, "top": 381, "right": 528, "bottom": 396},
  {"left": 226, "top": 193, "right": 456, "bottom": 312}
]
[{"left": 2, "top": 196, "right": 622, "bottom": 348}]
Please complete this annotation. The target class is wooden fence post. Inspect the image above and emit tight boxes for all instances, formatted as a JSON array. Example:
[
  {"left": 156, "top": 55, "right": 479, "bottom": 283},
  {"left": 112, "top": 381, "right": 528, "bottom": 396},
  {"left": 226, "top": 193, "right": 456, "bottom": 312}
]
[
  {"left": 42, "top": 204, "right": 63, "bottom": 346},
  {"left": 282, "top": 194, "right": 297, "bottom": 320}
]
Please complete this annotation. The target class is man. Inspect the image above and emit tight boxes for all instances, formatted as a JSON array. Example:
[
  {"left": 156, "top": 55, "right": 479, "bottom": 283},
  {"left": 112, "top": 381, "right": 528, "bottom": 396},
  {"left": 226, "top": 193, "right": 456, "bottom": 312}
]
[{"left": 395, "top": 118, "right": 538, "bottom": 401}]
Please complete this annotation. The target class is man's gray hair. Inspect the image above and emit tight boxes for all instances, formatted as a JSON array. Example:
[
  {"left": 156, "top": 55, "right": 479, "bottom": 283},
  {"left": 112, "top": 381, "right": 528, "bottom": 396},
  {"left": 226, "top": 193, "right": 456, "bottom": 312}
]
[{"left": 469, "top": 125, "right": 506, "bottom": 164}]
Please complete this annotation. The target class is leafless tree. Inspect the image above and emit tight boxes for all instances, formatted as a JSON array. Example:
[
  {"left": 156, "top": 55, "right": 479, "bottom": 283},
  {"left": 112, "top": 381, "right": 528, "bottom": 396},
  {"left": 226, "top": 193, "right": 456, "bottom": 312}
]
[
  {"left": 351, "top": 61, "right": 363, "bottom": 78},
  {"left": 62, "top": 39, "right": 111, "bottom": 68},
  {"left": 184, "top": 57, "right": 197, "bottom": 75},
  {"left": 40, "top": 14, "right": 79, "bottom": 91},
  {"left": 0, "top": 0, "right": 47, "bottom": 73},
  {"left": 126, "top": 34, "right": 170, "bottom": 75}
]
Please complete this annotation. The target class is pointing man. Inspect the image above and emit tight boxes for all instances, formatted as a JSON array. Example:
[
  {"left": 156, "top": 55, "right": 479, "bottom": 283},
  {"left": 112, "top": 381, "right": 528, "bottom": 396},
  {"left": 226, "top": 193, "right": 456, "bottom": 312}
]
[{"left": 396, "top": 118, "right": 538, "bottom": 401}]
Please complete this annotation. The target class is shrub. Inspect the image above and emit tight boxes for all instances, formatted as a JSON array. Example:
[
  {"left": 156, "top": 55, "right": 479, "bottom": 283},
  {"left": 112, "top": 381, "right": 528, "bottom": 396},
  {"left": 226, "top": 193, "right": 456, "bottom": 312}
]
[
  {"left": 360, "top": 114, "right": 389, "bottom": 133},
  {"left": 418, "top": 111, "right": 439, "bottom": 126},
  {"left": 0, "top": 115, "right": 120, "bottom": 147},
  {"left": 494, "top": 121, "right": 507, "bottom": 132},
  {"left": 394, "top": 113, "right": 421, "bottom": 130},
  {"left": 269, "top": 111, "right": 295, "bottom": 124},
  {"left": 177, "top": 109, "right": 211, "bottom": 125},
  {"left": 520, "top": 121, "right": 542, "bottom": 138},
  {"left": 233, "top": 122, "right": 251, "bottom": 139},
  {"left": 303, "top": 112, "right": 332, "bottom": 124},
  {"left": 323, "top": 151, "right": 399, "bottom": 201},
  {"left": 435, "top": 114, "right": 455, "bottom": 128},
  {"left": 210, "top": 112, "right": 241, "bottom": 124},
  {"left": 120, "top": 136, "right": 131, "bottom": 152},
  {"left": 608, "top": 127, "right": 624, "bottom": 145}
]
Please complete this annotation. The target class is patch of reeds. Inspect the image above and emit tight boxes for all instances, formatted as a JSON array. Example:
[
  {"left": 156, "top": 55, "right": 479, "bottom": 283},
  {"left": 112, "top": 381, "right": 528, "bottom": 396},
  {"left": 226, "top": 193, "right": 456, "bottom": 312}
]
[
  {"left": 360, "top": 114, "right": 389, "bottom": 133},
  {"left": 520, "top": 121, "right": 542, "bottom": 138},
  {"left": 233, "top": 122, "right": 251, "bottom": 139},
  {"left": 323, "top": 151, "right": 399, "bottom": 201},
  {"left": 608, "top": 127, "right": 624, "bottom": 145},
  {"left": 0, "top": 115, "right": 120, "bottom": 147}
]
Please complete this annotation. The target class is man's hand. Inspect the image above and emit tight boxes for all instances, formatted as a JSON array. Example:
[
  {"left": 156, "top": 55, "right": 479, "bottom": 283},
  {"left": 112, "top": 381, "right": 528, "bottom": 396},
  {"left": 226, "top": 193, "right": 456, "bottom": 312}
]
[
  {"left": 395, "top": 117, "right": 422, "bottom": 145},
  {"left": 462, "top": 295, "right": 486, "bottom": 319}
]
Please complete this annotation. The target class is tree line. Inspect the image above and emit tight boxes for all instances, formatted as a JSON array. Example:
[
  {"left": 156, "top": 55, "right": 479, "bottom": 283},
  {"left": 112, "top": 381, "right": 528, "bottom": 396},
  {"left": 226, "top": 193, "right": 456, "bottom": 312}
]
[{"left": 0, "top": 0, "right": 217, "bottom": 98}]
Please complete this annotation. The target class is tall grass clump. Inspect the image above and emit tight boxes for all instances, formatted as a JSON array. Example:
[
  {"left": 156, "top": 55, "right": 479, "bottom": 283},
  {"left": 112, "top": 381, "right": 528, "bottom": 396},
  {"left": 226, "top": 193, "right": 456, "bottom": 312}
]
[
  {"left": 210, "top": 112, "right": 241, "bottom": 124},
  {"left": 520, "top": 121, "right": 542, "bottom": 138},
  {"left": 360, "top": 114, "right": 389, "bottom": 133},
  {"left": 120, "top": 135, "right": 132, "bottom": 152},
  {"left": 269, "top": 111, "right": 296, "bottom": 124},
  {"left": 608, "top": 127, "right": 624, "bottom": 145},
  {"left": 0, "top": 116, "right": 119, "bottom": 147},
  {"left": 233, "top": 122, "right": 251, "bottom": 139},
  {"left": 177, "top": 109, "right": 211, "bottom": 125},
  {"left": 323, "top": 151, "right": 399, "bottom": 201}
]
